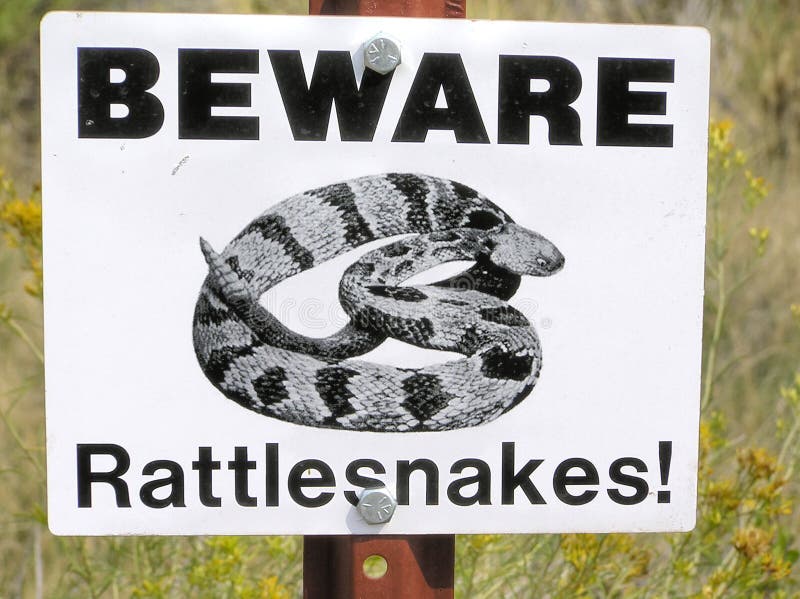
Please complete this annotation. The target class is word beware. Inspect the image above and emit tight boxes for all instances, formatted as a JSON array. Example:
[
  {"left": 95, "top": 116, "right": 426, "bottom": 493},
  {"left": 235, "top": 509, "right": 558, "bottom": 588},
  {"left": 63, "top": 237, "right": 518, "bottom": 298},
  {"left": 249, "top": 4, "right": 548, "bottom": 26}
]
[
  {"left": 78, "top": 48, "right": 674, "bottom": 146},
  {"left": 76, "top": 441, "right": 674, "bottom": 509}
]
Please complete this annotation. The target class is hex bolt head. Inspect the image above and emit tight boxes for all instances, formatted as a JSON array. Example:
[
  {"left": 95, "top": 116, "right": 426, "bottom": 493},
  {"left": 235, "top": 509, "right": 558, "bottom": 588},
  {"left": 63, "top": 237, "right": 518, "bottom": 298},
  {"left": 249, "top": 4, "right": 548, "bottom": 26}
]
[
  {"left": 363, "top": 34, "right": 402, "bottom": 75},
  {"left": 357, "top": 487, "right": 397, "bottom": 524}
]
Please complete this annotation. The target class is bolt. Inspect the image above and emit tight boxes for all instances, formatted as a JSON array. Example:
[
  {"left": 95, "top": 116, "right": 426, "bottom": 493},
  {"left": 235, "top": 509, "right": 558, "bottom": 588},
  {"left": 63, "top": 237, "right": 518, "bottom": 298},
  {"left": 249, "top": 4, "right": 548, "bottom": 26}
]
[
  {"left": 357, "top": 487, "right": 397, "bottom": 524},
  {"left": 363, "top": 34, "right": 402, "bottom": 75}
]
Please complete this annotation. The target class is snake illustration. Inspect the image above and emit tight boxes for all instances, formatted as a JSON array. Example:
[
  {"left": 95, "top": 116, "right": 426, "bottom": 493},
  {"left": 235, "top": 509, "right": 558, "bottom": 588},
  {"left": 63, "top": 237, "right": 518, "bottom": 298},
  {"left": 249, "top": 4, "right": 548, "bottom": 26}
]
[{"left": 193, "top": 173, "right": 564, "bottom": 432}]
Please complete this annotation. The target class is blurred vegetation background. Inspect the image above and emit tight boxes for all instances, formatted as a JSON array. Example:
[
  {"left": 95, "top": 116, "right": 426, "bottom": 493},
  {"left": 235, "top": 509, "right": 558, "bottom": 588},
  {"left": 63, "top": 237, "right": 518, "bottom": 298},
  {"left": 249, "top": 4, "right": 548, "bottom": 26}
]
[{"left": 1, "top": 0, "right": 799, "bottom": 597}]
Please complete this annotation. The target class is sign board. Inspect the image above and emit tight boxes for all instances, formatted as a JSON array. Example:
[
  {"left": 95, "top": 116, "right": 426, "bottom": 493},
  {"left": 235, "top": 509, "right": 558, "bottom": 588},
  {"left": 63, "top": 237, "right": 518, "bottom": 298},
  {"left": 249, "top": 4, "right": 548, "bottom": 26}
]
[{"left": 41, "top": 12, "right": 710, "bottom": 535}]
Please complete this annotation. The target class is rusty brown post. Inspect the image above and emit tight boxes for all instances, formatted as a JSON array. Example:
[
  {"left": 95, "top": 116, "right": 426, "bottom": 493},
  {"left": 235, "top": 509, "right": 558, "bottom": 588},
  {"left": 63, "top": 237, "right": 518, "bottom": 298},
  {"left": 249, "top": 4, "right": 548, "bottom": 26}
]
[
  {"left": 303, "top": 1, "right": 464, "bottom": 596},
  {"left": 303, "top": 535, "right": 455, "bottom": 597},
  {"left": 309, "top": 0, "right": 465, "bottom": 18}
]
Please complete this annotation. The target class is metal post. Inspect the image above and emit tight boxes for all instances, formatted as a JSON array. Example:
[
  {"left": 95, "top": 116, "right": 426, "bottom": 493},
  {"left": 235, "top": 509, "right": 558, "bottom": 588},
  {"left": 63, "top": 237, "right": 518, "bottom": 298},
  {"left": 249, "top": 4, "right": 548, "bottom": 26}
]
[
  {"left": 303, "top": 535, "right": 455, "bottom": 598},
  {"left": 309, "top": 0, "right": 465, "bottom": 18},
  {"left": 303, "top": 2, "right": 464, "bottom": 596}
]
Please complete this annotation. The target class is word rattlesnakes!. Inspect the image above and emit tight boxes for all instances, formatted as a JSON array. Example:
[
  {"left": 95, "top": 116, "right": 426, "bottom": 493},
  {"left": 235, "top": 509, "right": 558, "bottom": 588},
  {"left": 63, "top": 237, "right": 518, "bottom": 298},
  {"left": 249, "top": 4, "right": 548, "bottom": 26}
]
[{"left": 193, "top": 174, "right": 564, "bottom": 432}]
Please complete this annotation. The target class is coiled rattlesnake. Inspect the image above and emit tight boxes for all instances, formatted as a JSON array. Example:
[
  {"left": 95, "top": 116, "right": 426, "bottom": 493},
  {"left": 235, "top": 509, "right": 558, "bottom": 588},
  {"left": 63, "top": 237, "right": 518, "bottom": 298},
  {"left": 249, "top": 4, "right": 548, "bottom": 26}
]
[{"left": 193, "top": 173, "right": 564, "bottom": 432}]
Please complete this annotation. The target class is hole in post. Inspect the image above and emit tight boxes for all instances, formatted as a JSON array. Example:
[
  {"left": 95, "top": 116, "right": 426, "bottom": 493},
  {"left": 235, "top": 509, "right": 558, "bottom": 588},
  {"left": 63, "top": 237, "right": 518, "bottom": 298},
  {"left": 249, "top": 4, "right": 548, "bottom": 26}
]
[{"left": 363, "top": 554, "right": 388, "bottom": 579}]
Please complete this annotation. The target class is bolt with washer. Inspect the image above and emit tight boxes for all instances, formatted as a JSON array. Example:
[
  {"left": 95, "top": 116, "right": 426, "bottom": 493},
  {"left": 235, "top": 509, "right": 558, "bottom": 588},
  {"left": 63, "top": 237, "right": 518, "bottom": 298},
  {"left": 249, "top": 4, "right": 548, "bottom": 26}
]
[
  {"left": 363, "top": 34, "right": 402, "bottom": 75},
  {"left": 357, "top": 487, "right": 397, "bottom": 524}
]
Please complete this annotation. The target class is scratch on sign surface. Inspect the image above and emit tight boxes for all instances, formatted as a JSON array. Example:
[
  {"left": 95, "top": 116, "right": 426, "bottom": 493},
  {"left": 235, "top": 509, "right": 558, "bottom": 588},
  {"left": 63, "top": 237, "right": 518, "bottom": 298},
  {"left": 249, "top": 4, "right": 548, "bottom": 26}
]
[{"left": 172, "top": 155, "right": 190, "bottom": 176}]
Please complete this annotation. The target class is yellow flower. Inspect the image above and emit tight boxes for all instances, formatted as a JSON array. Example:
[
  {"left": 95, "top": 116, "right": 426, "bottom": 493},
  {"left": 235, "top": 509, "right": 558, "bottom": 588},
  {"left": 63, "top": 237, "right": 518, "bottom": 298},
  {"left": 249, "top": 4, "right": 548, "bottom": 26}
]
[
  {"left": 744, "top": 169, "right": 770, "bottom": 209},
  {"left": 466, "top": 534, "right": 500, "bottom": 551},
  {"left": 0, "top": 171, "right": 43, "bottom": 297},
  {"left": 561, "top": 534, "right": 600, "bottom": 569},
  {"left": 761, "top": 553, "right": 792, "bottom": 581},
  {"left": 709, "top": 119, "right": 734, "bottom": 157},
  {"left": 704, "top": 478, "right": 740, "bottom": 513},
  {"left": 131, "top": 578, "right": 170, "bottom": 598},
  {"left": 258, "top": 575, "right": 291, "bottom": 599},
  {"left": 748, "top": 226, "right": 770, "bottom": 256},
  {"left": 732, "top": 526, "right": 772, "bottom": 560},
  {"left": 791, "top": 304, "right": 800, "bottom": 328},
  {"left": 625, "top": 547, "right": 651, "bottom": 580},
  {"left": 753, "top": 476, "right": 787, "bottom": 501},
  {"left": 780, "top": 373, "right": 800, "bottom": 410},
  {"left": 737, "top": 447, "right": 779, "bottom": 480},
  {"left": 0, "top": 198, "right": 42, "bottom": 244}
]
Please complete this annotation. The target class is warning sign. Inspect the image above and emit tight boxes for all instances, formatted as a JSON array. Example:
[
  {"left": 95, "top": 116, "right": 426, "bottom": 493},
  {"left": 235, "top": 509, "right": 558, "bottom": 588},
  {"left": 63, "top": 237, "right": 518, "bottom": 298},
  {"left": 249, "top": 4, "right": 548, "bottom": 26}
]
[{"left": 41, "top": 12, "right": 710, "bottom": 535}]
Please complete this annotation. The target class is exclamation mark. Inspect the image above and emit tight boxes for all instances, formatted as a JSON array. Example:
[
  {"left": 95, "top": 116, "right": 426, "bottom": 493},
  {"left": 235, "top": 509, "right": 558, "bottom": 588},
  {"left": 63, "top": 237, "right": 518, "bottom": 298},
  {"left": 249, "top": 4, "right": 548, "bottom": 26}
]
[{"left": 657, "top": 441, "right": 672, "bottom": 503}]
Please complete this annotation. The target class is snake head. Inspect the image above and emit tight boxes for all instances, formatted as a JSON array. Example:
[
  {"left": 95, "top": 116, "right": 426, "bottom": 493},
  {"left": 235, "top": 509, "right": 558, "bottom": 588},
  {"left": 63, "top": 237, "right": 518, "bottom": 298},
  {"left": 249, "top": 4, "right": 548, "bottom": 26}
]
[{"left": 485, "top": 223, "right": 565, "bottom": 277}]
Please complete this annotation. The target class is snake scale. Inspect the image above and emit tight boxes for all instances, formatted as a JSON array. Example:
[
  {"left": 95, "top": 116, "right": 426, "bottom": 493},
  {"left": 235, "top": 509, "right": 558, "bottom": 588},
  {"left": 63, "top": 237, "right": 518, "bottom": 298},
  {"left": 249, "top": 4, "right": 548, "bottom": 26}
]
[{"left": 193, "top": 173, "right": 564, "bottom": 432}]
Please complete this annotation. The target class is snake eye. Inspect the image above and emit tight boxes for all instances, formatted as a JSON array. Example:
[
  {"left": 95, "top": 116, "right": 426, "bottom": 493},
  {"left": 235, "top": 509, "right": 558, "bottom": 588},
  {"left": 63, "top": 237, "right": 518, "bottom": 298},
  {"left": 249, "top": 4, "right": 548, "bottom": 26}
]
[{"left": 536, "top": 257, "right": 547, "bottom": 267}]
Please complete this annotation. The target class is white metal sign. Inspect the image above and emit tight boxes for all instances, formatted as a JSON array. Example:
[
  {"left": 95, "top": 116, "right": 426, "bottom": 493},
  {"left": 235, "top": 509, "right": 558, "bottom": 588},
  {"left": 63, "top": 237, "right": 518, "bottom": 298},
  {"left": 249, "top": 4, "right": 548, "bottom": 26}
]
[{"left": 41, "top": 12, "right": 710, "bottom": 535}]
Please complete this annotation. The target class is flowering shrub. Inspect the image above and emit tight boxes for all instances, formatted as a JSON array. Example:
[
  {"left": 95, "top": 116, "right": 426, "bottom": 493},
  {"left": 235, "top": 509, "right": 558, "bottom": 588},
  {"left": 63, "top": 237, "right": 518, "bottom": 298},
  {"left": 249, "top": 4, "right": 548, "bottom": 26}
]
[{"left": 0, "top": 170, "right": 41, "bottom": 298}]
